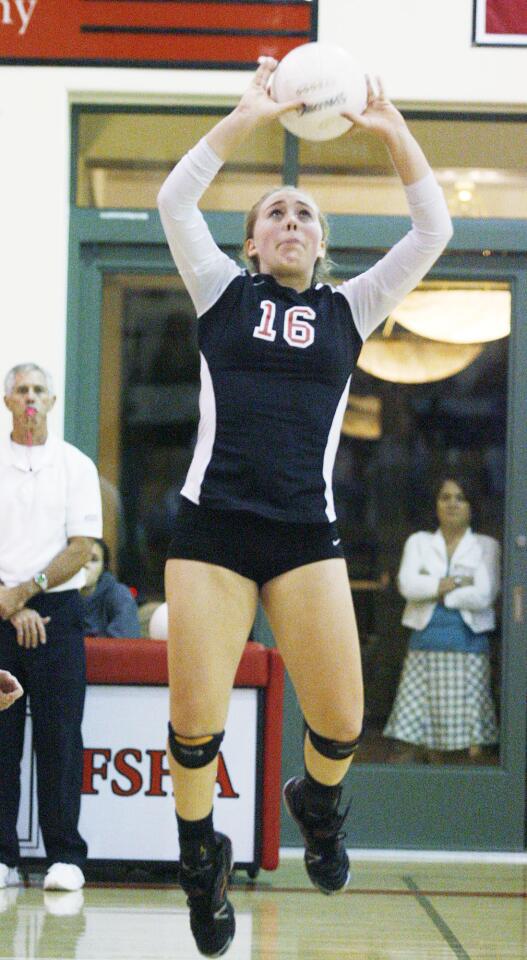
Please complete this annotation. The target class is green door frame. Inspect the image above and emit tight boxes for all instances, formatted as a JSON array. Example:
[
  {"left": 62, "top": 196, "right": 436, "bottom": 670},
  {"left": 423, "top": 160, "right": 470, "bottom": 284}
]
[{"left": 66, "top": 207, "right": 527, "bottom": 849}]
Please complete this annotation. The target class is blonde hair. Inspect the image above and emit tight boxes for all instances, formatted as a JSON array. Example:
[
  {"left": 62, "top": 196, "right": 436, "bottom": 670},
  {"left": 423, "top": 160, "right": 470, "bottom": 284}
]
[{"left": 241, "top": 186, "right": 333, "bottom": 284}]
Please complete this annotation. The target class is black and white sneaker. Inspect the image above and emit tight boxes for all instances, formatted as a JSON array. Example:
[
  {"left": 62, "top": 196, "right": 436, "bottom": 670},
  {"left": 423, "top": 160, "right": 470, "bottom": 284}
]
[
  {"left": 283, "top": 777, "right": 350, "bottom": 895},
  {"left": 179, "top": 833, "right": 235, "bottom": 957}
]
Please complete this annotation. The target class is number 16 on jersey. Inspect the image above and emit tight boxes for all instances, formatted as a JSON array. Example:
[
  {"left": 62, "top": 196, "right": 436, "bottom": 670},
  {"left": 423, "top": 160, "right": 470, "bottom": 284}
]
[{"left": 253, "top": 300, "right": 315, "bottom": 349}]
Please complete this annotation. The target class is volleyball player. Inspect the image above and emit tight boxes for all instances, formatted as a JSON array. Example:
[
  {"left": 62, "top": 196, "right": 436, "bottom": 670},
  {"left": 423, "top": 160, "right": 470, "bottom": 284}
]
[{"left": 157, "top": 58, "right": 452, "bottom": 957}]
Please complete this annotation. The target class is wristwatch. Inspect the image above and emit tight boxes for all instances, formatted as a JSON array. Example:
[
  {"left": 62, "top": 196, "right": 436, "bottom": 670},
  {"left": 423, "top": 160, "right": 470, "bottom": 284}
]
[
  {"left": 33, "top": 572, "right": 49, "bottom": 592},
  {"left": 453, "top": 575, "right": 463, "bottom": 588}
]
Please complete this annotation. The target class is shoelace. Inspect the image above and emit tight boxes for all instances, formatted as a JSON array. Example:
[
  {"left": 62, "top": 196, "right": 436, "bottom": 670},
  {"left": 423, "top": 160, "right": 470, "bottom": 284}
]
[{"left": 308, "top": 801, "right": 350, "bottom": 838}]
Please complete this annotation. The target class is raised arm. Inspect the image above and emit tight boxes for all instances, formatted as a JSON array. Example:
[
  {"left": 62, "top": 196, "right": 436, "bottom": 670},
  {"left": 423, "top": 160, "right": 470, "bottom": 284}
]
[
  {"left": 157, "top": 58, "right": 300, "bottom": 316},
  {"left": 204, "top": 57, "right": 301, "bottom": 159},
  {"left": 157, "top": 140, "right": 239, "bottom": 317},
  {"left": 343, "top": 77, "right": 432, "bottom": 186},
  {"left": 338, "top": 78, "right": 453, "bottom": 340}
]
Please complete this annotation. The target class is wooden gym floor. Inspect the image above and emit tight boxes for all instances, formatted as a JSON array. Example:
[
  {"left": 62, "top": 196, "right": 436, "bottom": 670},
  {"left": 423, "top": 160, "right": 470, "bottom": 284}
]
[{"left": 1, "top": 854, "right": 526, "bottom": 959}]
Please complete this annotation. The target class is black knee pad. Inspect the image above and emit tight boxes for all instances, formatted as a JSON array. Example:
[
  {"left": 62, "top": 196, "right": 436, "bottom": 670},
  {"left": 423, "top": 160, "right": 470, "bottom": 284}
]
[
  {"left": 307, "top": 724, "right": 362, "bottom": 761},
  {"left": 168, "top": 723, "right": 224, "bottom": 769}
]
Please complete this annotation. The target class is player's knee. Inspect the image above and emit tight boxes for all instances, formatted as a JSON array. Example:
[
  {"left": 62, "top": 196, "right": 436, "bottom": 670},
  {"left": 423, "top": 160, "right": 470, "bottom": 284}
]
[
  {"left": 168, "top": 722, "right": 224, "bottom": 769},
  {"left": 306, "top": 723, "right": 362, "bottom": 761}
]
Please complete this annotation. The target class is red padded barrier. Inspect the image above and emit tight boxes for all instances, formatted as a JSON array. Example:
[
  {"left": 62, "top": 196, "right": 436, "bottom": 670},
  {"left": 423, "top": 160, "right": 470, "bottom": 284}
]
[{"left": 85, "top": 637, "right": 270, "bottom": 687}]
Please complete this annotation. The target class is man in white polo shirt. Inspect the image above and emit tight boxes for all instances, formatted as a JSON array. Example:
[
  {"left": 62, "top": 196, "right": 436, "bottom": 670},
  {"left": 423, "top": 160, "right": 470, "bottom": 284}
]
[{"left": 0, "top": 363, "right": 102, "bottom": 893}]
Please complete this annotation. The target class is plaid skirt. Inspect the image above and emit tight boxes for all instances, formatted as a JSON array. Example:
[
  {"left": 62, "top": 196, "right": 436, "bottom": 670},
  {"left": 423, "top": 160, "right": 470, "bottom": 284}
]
[{"left": 383, "top": 651, "right": 499, "bottom": 750}]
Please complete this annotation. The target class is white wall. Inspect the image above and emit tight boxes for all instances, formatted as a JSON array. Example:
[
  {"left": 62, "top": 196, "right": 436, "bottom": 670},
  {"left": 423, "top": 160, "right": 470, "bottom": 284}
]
[
  {"left": 1, "top": 0, "right": 525, "bottom": 437},
  {"left": 322, "top": 0, "right": 525, "bottom": 104}
]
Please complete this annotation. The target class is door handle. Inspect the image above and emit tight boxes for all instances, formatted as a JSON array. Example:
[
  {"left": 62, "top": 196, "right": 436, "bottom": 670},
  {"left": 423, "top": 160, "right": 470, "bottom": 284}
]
[{"left": 513, "top": 585, "right": 524, "bottom": 624}]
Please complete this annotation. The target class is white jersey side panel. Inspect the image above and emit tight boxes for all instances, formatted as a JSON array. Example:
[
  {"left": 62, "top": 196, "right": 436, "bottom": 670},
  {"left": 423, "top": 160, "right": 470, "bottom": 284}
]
[
  {"left": 181, "top": 353, "right": 216, "bottom": 504},
  {"left": 323, "top": 376, "right": 352, "bottom": 522}
]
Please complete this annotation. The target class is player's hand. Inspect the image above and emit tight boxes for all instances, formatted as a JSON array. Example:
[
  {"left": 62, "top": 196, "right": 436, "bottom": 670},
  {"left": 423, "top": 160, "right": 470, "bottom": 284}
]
[
  {"left": 10, "top": 608, "right": 51, "bottom": 649},
  {"left": 341, "top": 75, "right": 407, "bottom": 142},
  {"left": 235, "top": 56, "right": 303, "bottom": 126},
  {"left": 0, "top": 670, "right": 24, "bottom": 710}
]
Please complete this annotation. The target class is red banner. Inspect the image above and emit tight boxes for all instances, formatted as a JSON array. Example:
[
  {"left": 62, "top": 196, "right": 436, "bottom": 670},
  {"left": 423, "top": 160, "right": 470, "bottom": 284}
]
[
  {"left": 0, "top": 0, "right": 317, "bottom": 67},
  {"left": 474, "top": 0, "right": 527, "bottom": 45}
]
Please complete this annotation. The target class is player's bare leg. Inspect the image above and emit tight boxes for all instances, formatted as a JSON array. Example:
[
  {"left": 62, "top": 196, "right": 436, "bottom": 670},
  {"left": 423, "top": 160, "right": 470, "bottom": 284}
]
[
  {"left": 166, "top": 559, "right": 258, "bottom": 955},
  {"left": 262, "top": 558, "right": 363, "bottom": 893}
]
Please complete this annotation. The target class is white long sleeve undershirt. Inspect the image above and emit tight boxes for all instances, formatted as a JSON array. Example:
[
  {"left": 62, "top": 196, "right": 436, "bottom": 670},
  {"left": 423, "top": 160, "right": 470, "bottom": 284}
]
[{"left": 157, "top": 137, "right": 453, "bottom": 338}]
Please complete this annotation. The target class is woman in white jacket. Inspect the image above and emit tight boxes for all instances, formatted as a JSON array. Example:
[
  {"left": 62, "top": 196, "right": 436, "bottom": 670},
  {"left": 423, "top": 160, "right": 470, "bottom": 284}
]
[{"left": 384, "top": 476, "right": 500, "bottom": 763}]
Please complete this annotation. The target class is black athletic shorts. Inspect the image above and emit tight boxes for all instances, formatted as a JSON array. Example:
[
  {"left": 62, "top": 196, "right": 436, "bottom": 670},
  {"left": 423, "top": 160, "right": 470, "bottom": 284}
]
[{"left": 166, "top": 497, "right": 345, "bottom": 589}]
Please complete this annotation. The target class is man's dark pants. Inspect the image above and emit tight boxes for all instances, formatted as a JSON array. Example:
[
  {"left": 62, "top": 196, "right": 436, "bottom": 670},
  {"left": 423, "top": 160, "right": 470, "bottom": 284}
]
[{"left": 0, "top": 591, "right": 87, "bottom": 867}]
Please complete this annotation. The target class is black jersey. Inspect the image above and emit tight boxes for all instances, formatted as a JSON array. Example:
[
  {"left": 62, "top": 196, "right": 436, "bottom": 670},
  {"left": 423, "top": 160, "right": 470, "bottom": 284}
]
[
  {"left": 181, "top": 271, "right": 363, "bottom": 522},
  {"left": 158, "top": 138, "right": 452, "bottom": 525}
]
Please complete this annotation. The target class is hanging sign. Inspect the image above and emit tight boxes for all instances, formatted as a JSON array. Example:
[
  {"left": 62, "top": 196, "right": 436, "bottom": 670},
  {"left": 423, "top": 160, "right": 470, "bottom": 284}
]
[
  {"left": 0, "top": 0, "right": 317, "bottom": 67},
  {"left": 473, "top": 0, "right": 527, "bottom": 45}
]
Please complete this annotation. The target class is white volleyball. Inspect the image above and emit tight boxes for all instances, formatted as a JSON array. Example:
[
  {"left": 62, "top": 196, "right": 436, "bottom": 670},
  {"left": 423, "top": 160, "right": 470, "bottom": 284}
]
[
  {"left": 271, "top": 42, "right": 367, "bottom": 141},
  {"left": 148, "top": 602, "right": 168, "bottom": 640}
]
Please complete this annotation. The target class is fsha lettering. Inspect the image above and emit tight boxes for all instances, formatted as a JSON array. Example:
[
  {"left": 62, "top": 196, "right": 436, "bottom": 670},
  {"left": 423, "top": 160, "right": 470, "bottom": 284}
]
[
  {"left": 0, "top": 1, "right": 38, "bottom": 36},
  {"left": 83, "top": 747, "right": 240, "bottom": 799}
]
